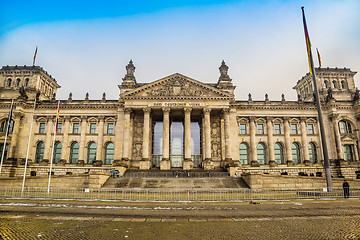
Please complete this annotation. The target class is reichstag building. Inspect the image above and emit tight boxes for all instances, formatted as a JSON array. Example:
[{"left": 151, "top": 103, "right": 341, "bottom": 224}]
[{"left": 0, "top": 61, "right": 359, "bottom": 179}]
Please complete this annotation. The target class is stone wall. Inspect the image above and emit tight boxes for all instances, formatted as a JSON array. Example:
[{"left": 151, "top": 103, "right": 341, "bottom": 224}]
[
  {"left": 242, "top": 173, "right": 360, "bottom": 189},
  {"left": 0, "top": 173, "right": 110, "bottom": 188}
]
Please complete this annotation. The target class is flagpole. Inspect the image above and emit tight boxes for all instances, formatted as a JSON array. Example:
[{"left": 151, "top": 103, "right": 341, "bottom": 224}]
[
  {"left": 0, "top": 99, "right": 14, "bottom": 176},
  {"left": 302, "top": 7, "right": 333, "bottom": 191},
  {"left": 21, "top": 99, "right": 37, "bottom": 196},
  {"left": 47, "top": 100, "right": 60, "bottom": 193}
]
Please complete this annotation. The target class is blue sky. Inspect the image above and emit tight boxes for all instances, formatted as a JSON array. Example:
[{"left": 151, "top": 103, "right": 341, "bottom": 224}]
[{"left": 0, "top": 0, "right": 359, "bottom": 100}]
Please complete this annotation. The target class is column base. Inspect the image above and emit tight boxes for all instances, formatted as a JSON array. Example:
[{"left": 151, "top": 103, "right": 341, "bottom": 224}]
[
  {"left": 92, "top": 160, "right": 103, "bottom": 167},
  {"left": 56, "top": 159, "right": 66, "bottom": 166},
  {"left": 303, "top": 160, "right": 311, "bottom": 166},
  {"left": 222, "top": 158, "right": 234, "bottom": 168},
  {"left": 76, "top": 160, "right": 85, "bottom": 166},
  {"left": 112, "top": 159, "right": 130, "bottom": 168},
  {"left": 39, "top": 159, "right": 49, "bottom": 166},
  {"left": 286, "top": 160, "right": 295, "bottom": 167},
  {"left": 139, "top": 159, "right": 151, "bottom": 170},
  {"left": 338, "top": 159, "right": 348, "bottom": 167},
  {"left": 183, "top": 159, "right": 193, "bottom": 170},
  {"left": 160, "top": 159, "right": 171, "bottom": 170},
  {"left": 250, "top": 160, "right": 260, "bottom": 167},
  {"left": 203, "top": 158, "right": 215, "bottom": 170},
  {"left": 269, "top": 160, "right": 277, "bottom": 167}
]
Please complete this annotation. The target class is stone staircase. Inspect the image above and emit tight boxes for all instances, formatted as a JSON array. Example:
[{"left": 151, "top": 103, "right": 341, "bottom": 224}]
[{"left": 101, "top": 170, "right": 250, "bottom": 189}]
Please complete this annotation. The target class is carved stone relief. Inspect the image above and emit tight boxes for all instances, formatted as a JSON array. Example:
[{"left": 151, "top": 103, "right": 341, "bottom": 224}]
[
  {"left": 146, "top": 78, "right": 210, "bottom": 97},
  {"left": 211, "top": 114, "right": 221, "bottom": 160},
  {"left": 132, "top": 114, "right": 143, "bottom": 160}
]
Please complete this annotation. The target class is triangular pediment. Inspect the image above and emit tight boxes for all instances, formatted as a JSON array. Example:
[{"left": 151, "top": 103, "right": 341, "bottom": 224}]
[{"left": 120, "top": 73, "right": 233, "bottom": 100}]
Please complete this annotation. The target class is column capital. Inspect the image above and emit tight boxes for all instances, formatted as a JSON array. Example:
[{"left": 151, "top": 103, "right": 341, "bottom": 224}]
[
  {"left": 124, "top": 108, "right": 132, "bottom": 113},
  {"left": 329, "top": 113, "right": 339, "bottom": 121},
  {"left": 63, "top": 115, "right": 71, "bottom": 121},
  {"left": 143, "top": 107, "right": 151, "bottom": 113},
  {"left": 283, "top": 116, "right": 290, "bottom": 122},
  {"left": 222, "top": 108, "right": 230, "bottom": 114},
  {"left": 203, "top": 108, "right": 211, "bottom": 114},
  {"left": 81, "top": 115, "right": 87, "bottom": 121},
  {"left": 184, "top": 107, "right": 192, "bottom": 113},
  {"left": 162, "top": 107, "right": 171, "bottom": 113},
  {"left": 249, "top": 116, "right": 256, "bottom": 122},
  {"left": 98, "top": 115, "right": 105, "bottom": 121},
  {"left": 300, "top": 116, "right": 307, "bottom": 122},
  {"left": 266, "top": 116, "right": 273, "bottom": 122}
]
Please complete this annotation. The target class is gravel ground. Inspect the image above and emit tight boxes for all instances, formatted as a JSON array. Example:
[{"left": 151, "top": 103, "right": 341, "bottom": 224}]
[{"left": 0, "top": 199, "right": 359, "bottom": 239}]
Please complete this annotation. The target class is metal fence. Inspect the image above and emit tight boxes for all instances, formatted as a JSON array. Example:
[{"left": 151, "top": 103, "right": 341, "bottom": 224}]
[{"left": 0, "top": 186, "right": 359, "bottom": 202}]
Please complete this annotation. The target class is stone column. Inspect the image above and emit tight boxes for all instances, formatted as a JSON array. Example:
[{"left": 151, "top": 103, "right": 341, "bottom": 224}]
[
  {"left": 300, "top": 117, "right": 310, "bottom": 165},
  {"left": 330, "top": 114, "right": 345, "bottom": 161},
  {"left": 140, "top": 108, "right": 151, "bottom": 170},
  {"left": 223, "top": 108, "right": 233, "bottom": 166},
  {"left": 267, "top": 117, "right": 276, "bottom": 167},
  {"left": 61, "top": 116, "right": 70, "bottom": 163},
  {"left": 121, "top": 108, "right": 132, "bottom": 164},
  {"left": 183, "top": 108, "right": 193, "bottom": 170},
  {"left": 161, "top": 107, "right": 171, "bottom": 170},
  {"left": 95, "top": 116, "right": 104, "bottom": 164},
  {"left": 43, "top": 117, "right": 54, "bottom": 162},
  {"left": 114, "top": 109, "right": 123, "bottom": 164},
  {"left": 203, "top": 108, "right": 214, "bottom": 170},
  {"left": 249, "top": 117, "right": 259, "bottom": 167},
  {"left": 8, "top": 113, "right": 21, "bottom": 159},
  {"left": 78, "top": 116, "right": 87, "bottom": 163},
  {"left": 284, "top": 117, "right": 294, "bottom": 166}
]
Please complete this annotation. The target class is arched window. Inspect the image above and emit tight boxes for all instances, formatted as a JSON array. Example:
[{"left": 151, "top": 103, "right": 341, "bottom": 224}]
[
  {"left": 332, "top": 80, "right": 337, "bottom": 88},
  {"left": 341, "top": 80, "right": 346, "bottom": 89},
  {"left": 239, "top": 143, "right": 249, "bottom": 165},
  {"left": 257, "top": 143, "right": 266, "bottom": 165},
  {"left": 69, "top": 142, "right": 79, "bottom": 163},
  {"left": 324, "top": 81, "right": 328, "bottom": 88},
  {"left": 104, "top": 142, "right": 115, "bottom": 165},
  {"left": 0, "top": 120, "right": 14, "bottom": 133},
  {"left": 7, "top": 79, "right": 12, "bottom": 87},
  {"left": 309, "top": 143, "right": 317, "bottom": 163},
  {"left": 339, "top": 120, "right": 352, "bottom": 134},
  {"left": 16, "top": 78, "right": 21, "bottom": 87},
  {"left": 87, "top": 142, "right": 96, "bottom": 164},
  {"left": 274, "top": 143, "right": 284, "bottom": 164},
  {"left": 53, "top": 142, "right": 62, "bottom": 163},
  {"left": 291, "top": 143, "right": 301, "bottom": 164},
  {"left": 0, "top": 143, "right": 9, "bottom": 160},
  {"left": 344, "top": 145, "right": 353, "bottom": 162},
  {"left": 25, "top": 78, "right": 29, "bottom": 87},
  {"left": 35, "top": 141, "right": 45, "bottom": 163}
]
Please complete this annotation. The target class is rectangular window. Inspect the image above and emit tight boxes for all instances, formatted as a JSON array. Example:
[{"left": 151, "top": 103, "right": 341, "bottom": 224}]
[
  {"left": 56, "top": 123, "right": 62, "bottom": 133},
  {"left": 107, "top": 123, "right": 114, "bottom": 134},
  {"left": 90, "top": 123, "right": 96, "bottom": 134},
  {"left": 291, "top": 124, "right": 298, "bottom": 134},
  {"left": 307, "top": 124, "right": 314, "bottom": 134},
  {"left": 240, "top": 124, "right": 247, "bottom": 134},
  {"left": 274, "top": 124, "right": 281, "bottom": 134},
  {"left": 257, "top": 124, "right": 264, "bottom": 134},
  {"left": 39, "top": 123, "right": 45, "bottom": 133},
  {"left": 73, "top": 123, "right": 79, "bottom": 133}
]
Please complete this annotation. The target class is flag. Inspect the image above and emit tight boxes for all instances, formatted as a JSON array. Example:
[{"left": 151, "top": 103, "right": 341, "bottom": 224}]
[
  {"left": 55, "top": 101, "right": 60, "bottom": 132},
  {"left": 316, "top": 48, "right": 322, "bottom": 68},
  {"left": 33, "top": 46, "right": 38, "bottom": 65},
  {"left": 6, "top": 100, "right": 14, "bottom": 136},
  {"left": 302, "top": 7, "right": 313, "bottom": 74}
]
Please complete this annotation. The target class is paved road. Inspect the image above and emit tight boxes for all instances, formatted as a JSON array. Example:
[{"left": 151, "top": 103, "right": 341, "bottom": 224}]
[{"left": 0, "top": 199, "right": 359, "bottom": 239}]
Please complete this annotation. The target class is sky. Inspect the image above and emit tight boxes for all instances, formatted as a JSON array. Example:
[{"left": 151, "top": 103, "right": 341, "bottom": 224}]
[{"left": 0, "top": 0, "right": 359, "bottom": 101}]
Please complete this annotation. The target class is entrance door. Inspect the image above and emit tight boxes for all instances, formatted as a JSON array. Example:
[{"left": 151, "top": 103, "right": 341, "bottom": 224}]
[{"left": 170, "top": 122, "right": 184, "bottom": 167}]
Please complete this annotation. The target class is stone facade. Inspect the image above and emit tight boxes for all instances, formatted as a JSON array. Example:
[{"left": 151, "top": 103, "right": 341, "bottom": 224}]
[{"left": 0, "top": 62, "right": 359, "bottom": 179}]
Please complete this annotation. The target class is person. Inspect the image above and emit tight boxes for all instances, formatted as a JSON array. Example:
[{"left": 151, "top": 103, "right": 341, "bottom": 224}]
[{"left": 343, "top": 180, "right": 350, "bottom": 199}]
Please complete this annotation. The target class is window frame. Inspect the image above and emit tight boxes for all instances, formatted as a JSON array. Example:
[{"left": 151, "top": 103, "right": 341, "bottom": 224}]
[
  {"left": 257, "top": 143, "right": 266, "bottom": 165},
  {"left": 104, "top": 142, "right": 115, "bottom": 165},
  {"left": 39, "top": 123, "right": 46, "bottom": 133},
  {"left": 107, "top": 123, "right": 114, "bottom": 134},
  {"left": 239, "top": 143, "right": 249, "bottom": 165},
  {"left": 257, "top": 124, "right": 264, "bottom": 134},
  {"left": 89, "top": 123, "right": 96, "bottom": 134},
  {"left": 274, "top": 143, "right": 284, "bottom": 164},
  {"left": 69, "top": 142, "right": 79, "bottom": 163},
  {"left": 35, "top": 141, "right": 45, "bottom": 163},
  {"left": 307, "top": 124, "right": 314, "bottom": 134},
  {"left": 72, "top": 122, "right": 80, "bottom": 134},
  {"left": 87, "top": 142, "right": 97, "bottom": 164},
  {"left": 240, "top": 124, "right": 247, "bottom": 134},
  {"left": 291, "top": 124, "right": 298, "bottom": 134},
  {"left": 274, "top": 124, "right": 281, "bottom": 134}
]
